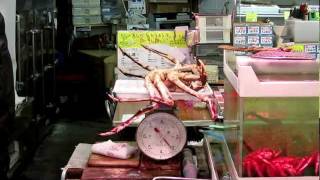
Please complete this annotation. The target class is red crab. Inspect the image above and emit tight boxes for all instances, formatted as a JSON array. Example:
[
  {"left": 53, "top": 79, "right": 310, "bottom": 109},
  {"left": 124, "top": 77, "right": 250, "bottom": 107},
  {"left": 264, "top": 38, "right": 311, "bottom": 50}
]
[
  {"left": 99, "top": 45, "right": 217, "bottom": 136},
  {"left": 243, "top": 149, "right": 319, "bottom": 177}
]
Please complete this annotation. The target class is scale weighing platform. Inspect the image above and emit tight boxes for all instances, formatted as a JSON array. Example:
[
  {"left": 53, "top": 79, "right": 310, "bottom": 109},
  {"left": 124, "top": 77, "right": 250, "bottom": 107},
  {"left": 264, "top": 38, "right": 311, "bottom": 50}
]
[{"left": 112, "top": 79, "right": 216, "bottom": 128}]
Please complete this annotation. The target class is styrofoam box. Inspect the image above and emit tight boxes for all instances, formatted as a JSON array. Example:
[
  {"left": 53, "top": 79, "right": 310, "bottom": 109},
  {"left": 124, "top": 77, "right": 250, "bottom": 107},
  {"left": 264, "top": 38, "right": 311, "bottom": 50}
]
[
  {"left": 199, "top": 29, "right": 231, "bottom": 43},
  {"left": 287, "top": 20, "right": 320, "bottom": 43},
  {"left": 72, "top": 8, "right": 101, "bottom": 16},
  {"left": 73, "top": 15, "right": 102, "bottom": 25},
  {"left": 196, "top": 15, "right": 232, "bottom": 30}
]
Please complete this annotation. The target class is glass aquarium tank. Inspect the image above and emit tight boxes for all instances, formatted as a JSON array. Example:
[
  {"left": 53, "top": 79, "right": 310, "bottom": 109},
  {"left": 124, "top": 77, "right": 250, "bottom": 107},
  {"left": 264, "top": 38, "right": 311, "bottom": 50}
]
[{"left": 223, "top": 50, "right": 319, "bottom": 178}]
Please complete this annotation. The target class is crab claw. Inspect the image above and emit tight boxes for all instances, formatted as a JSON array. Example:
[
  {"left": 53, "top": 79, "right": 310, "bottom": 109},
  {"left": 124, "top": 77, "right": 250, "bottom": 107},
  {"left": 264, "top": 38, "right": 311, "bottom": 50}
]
[
  {"left": 99, "top": 103, "right": 159, "bottom": 136},
  {"left": 312, "top": 152, "right": 319, "bottom": 175},
  {"left": 196, "top": 59, "right": 207, "bottom": 85}
]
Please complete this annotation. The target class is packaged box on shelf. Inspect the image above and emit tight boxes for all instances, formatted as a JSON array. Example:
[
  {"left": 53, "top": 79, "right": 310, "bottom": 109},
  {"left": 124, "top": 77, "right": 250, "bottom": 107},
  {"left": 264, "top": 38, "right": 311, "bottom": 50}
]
[
  {"left": 73, "top": 15, "right": 102, "bottom": 25},
  {"left": 72, "top": 8, "right": 101, "bottom": 16},
  {"left": 72, "top": 0, "right": 100, "bottom": 7}
]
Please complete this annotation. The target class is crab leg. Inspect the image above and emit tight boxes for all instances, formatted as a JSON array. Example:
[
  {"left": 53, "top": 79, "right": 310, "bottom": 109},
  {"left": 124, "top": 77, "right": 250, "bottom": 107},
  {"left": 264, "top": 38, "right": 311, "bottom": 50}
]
[
  {"left": 167, "top": 74, "right": 217, "bottom": 120},
  {"left": 141, "top": 45, "right": 180, "bottom": 67},
  {"left": 117, "top": 67, "right": 145, "bottom": 78},
  {"left": 99, "top": 103, "right": 160, "bottom": 136},
  {"left": 154, "top": 74, "right": 174, "bottom": 106}
]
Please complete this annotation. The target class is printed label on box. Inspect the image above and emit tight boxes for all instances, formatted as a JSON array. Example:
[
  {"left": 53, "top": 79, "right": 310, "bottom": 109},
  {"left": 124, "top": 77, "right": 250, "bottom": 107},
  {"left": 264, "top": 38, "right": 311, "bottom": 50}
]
[
  {"left": 234, "top": 36, "right": 246, "bottom": 45},
  {"left": 247, "top": 36, "right": 260, "bottom": 45},
  {"left": 304, "top": 44, "right": 317, "bottom": 53},
  {"left": 260, "top": 36, "right": 273, "bottom": 45},
  {"left": 247, "top": 26, "right": 260, "bottom": 34},
  {"left": 234, "top": 26, "right": 247, "bottom": 35},
  {"left": 260, "top": 26, "right": 273, "bottom": 35}
]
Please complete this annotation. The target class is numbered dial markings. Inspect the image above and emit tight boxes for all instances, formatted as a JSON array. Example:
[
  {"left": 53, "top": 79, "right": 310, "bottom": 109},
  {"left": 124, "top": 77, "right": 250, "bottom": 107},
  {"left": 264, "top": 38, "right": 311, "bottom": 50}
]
[{"left": 136, "top": 112, "right": 187, "bottom": 160}]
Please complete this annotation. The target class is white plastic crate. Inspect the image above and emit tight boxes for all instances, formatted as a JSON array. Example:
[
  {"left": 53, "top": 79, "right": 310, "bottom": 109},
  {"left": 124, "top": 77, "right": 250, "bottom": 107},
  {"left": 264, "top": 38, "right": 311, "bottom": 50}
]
[
  {"left": 73, "top": 15, "right": 102, "bottom": 25},
  {"left": 72, "top": 8, "right": 101, "bottom": 16},
  {"left": 199, "top": 29, "right": 231, "bottom": 43},
  {"left": 196, "top": 15, "right": 231, "bottom": 30}
]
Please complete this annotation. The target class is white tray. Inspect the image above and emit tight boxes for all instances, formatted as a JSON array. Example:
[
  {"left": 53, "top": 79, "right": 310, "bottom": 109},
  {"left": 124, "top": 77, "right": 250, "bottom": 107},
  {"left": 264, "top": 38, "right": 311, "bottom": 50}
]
[{"left": 113, "top": 79, "right": 213, "bottom": 101}]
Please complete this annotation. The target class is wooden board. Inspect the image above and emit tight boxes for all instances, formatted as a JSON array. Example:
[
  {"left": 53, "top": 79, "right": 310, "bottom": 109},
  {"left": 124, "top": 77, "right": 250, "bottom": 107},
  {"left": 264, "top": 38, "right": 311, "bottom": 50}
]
[
  {"left": 139, "top": 154, "right": 181, "bottom": 171},
  {"left": 81, "top": 168, "right": 152, "bottom": 180},
  {"left": 87, "top": 151, "right": 140, "bottom": 168},
  {"left": 81, "top": 168, "right": 181, "bottom": 180}
]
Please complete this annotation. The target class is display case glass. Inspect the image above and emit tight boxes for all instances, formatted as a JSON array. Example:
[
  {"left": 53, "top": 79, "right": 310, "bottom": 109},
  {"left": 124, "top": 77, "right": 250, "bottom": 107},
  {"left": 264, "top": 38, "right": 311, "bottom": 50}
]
[{"left": 223, "top": 50, "right": 319, "bottom": 177}]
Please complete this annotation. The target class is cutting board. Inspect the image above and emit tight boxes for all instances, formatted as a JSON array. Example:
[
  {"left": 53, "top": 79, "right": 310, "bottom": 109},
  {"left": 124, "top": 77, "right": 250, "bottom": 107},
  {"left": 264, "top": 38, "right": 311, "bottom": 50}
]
[
  {"left": 81, "top": 168, "right": 181, "bottom": 180},
  {"left": 139, "top": 154, "right": 181, "bottom": 171},
  {"left": 81, "top": 168, "right": 153, "bottom": 180},
  {"left": 87, "top": 151, "right": 140, "bottom": 168}
]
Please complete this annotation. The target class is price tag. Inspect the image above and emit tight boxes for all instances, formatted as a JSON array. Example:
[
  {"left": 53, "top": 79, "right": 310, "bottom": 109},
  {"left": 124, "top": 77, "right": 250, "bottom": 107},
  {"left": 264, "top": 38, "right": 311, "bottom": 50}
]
[
  {"left": 234, "top": 36, "right": 246, "bottom": 45},
  {"left": 117, "top": 31, "right": 187, "bottom": 48},
  {"left": 247, "top": 26, "right": 260, "bottom": 34},
  {"left": 260, "top": 36, "right": 273, "bottom": 45},
  {"left": 284, "top": 11, "right": 290, "bottom": 20},
  {"left": 234, "top": 26, "right": 247, "bottom": 35},
  {"left": 292, "top": 44, "right": 305, "bottom": 52},
  {"left": 247, "top": 36, "right": 260, "bottom": 45},
  {"left": 246, "top": 12, "right": 257, "bottom": 22}
]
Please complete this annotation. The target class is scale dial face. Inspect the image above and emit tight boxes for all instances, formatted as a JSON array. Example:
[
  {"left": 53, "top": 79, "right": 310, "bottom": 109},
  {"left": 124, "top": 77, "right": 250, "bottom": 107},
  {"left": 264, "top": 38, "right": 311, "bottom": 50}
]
[{"left": 136, "top": 112, "right": 187, "bottom": 160}]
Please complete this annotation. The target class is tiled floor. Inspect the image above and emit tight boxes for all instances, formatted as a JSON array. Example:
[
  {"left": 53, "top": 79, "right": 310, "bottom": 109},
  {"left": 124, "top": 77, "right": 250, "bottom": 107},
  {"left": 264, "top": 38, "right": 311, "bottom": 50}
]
[{"left": 15, "top": 119, "right": 111, "bottom": 180}]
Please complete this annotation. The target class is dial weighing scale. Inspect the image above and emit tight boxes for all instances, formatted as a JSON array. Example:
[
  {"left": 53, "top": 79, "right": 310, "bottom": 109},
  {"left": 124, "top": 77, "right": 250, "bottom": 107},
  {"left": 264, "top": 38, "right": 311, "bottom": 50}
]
[
  {"left": 112, "top": 79, "right": 214, "bottom": 161},
  {"left": 136, "top": 112, "right": 187, "bottom": 160}
]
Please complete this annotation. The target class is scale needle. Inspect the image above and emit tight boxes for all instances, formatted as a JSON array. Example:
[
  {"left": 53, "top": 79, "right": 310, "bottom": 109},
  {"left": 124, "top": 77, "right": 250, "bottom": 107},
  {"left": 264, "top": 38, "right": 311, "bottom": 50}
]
[{"left": 154, "top": 127, "right": 171, "bottom": 147}]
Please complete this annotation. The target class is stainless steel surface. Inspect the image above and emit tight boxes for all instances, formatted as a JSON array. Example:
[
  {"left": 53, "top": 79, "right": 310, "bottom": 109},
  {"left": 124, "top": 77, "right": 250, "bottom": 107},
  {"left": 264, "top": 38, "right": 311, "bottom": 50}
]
[
  {"left": 16, "top": 14, "right": 23, "bottom": 91},
  {"left": 204, "top": 135, "right": 219, "bottom": 180}
]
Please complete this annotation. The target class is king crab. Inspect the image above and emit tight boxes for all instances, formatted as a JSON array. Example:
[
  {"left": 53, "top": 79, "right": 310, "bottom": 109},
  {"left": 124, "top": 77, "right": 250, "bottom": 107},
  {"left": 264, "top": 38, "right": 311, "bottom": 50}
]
[
  {"left": 99, "top": 45, "right": 217, "bottom": 136},
  {"left": 243, "top": 148, "right": 319, "bottom": 177}
]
